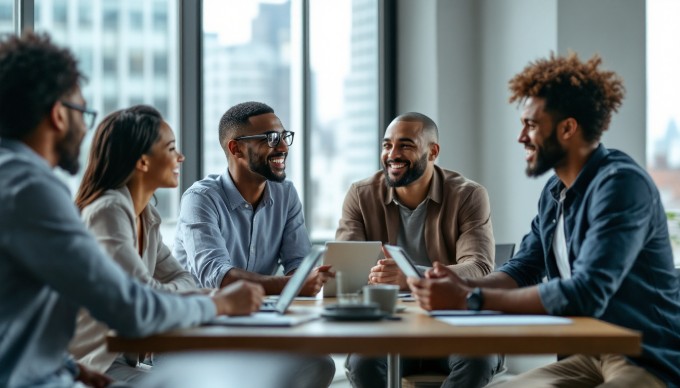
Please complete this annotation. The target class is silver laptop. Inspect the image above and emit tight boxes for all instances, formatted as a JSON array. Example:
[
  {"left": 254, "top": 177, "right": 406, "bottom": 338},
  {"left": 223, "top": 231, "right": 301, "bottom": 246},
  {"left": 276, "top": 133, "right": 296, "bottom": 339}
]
[
  {"left": 209, "top": 246, "right": 324, "bottom": 327},
  {"left": 322, "top": 241, "right": 383, "bottom": 297}
]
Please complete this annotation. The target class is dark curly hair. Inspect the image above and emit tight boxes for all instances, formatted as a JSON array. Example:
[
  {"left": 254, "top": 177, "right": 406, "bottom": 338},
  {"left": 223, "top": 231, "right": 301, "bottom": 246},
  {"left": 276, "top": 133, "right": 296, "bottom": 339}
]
[
  {"left": 508, "top": 52, "right": 625, "bottom": 142},
  {"left": 218, "top": 101, "right": 274, "bottom": 149},
  {"left": 0, "top": 32, "right": 84, "bottom": 139}
]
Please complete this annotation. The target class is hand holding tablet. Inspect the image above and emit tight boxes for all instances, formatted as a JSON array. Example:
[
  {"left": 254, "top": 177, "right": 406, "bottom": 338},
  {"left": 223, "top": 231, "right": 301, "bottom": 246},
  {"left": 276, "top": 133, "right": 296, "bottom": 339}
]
[{"left": 383, "top": 244, "right": 425, "bottom": 279}]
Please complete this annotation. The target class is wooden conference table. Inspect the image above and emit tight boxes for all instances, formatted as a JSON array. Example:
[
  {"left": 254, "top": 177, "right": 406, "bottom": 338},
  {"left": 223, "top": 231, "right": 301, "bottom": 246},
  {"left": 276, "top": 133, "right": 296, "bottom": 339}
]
[{"left": 108, "top": 300, "right": 641, "bottom": 388}]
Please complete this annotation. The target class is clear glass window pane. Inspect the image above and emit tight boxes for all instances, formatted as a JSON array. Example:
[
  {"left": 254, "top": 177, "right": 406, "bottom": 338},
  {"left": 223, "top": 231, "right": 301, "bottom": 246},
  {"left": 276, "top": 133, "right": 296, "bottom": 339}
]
[
  {"left": 202, "top": 0, "right": 298, "bottom": 186},
  {"left": 308, "top": 0, "right": 379, "bottom": 240},
  {"left": 35, "top": 0, "right": 180, "bottom": 245},
  {"left": 78, "top": 0, "right": 93, "bottom": 28},
  {"left": 0, "top": 0, "right": 13, "bottom": 34},
  {"left": 647, "top": 0, "right": 680, "bottom": 266},
  {"left": 53, "top": 0, "right": 67, "bottom": 28}
]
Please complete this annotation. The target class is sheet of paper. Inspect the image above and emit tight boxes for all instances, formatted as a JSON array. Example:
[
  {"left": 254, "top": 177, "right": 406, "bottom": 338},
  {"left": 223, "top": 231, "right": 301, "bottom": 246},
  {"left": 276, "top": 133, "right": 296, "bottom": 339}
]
[
  {"left": 209, "top": 313, "right": 320, "bottom": 327},
  {"left": 435, "top": 315, "right": 572, "bottom": 326},
  {"left": 429, "top": 310, "right": 502, "bottom": 317}
]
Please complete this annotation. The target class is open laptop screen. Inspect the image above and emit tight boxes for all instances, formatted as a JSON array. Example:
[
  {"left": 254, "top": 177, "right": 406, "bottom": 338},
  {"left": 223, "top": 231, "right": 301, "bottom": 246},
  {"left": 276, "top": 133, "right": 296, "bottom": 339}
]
[{"left": 274, "top": 245, "right": 325, "bottom": 313}]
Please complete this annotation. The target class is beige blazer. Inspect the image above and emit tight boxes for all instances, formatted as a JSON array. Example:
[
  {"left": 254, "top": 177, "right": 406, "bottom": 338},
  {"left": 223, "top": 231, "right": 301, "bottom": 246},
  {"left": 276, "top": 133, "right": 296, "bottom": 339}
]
[
  {"left": 68, "top": 187, "right": 196, "bottom": 372},
  {"left": 335, "top": 166, "right": 495, "bottom": 279}
]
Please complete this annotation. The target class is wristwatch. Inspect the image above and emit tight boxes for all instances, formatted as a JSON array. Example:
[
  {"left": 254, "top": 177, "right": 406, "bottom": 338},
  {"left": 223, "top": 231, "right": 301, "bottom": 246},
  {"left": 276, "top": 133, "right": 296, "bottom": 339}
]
[{"left": 466, "top": 287, "right": 484, "bottom": 311}]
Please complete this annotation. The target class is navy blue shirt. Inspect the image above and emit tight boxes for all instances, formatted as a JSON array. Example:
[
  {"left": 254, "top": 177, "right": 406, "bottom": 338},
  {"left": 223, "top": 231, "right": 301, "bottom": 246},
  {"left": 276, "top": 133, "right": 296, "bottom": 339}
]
[{"left": 500, "top": 145, "right": 680, "bottom": 386}]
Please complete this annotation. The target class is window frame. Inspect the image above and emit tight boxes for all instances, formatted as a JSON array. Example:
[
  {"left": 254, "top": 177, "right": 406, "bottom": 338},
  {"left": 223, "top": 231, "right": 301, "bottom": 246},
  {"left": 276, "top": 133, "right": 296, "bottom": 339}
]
[{"left": 14, "top": 0, "right": 394, "bottom": 242}]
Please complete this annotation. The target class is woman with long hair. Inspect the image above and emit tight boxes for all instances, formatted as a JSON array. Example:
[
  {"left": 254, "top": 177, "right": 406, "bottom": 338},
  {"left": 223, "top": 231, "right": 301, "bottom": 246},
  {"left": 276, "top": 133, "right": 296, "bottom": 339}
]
[{"left": 69, "top": 105, "right": 206, "bottom": 382}]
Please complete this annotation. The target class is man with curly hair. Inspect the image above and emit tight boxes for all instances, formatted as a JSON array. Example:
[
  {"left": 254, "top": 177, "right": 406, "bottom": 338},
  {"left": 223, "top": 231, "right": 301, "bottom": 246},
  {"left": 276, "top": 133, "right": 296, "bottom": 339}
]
[{"left": 407, "top": 53, "right": 680, "bottom": 387}]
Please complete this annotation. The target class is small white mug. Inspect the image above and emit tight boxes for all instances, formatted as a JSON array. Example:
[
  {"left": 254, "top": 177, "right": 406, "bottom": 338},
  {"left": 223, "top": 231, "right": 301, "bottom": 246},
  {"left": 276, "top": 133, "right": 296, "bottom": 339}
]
[{"left": 362, "top": 284, "right": 399, "bottom": 314}]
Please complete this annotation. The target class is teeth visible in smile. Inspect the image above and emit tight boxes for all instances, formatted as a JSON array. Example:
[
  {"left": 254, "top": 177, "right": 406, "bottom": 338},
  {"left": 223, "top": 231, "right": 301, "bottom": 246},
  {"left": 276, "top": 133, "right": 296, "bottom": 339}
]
[
  {"left": 173, "top": 168, "right": 180, "bottom": 174},
  {"left": 270, "top": 157, "right": 284, "bottom": 164},
  {"left": 390, "top": 163, "right": 406, "bottom": 169}
]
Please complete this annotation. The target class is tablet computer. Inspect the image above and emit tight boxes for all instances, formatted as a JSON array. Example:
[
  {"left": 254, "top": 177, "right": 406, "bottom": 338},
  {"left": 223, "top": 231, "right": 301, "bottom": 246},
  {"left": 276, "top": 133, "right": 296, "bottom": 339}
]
[
  {"left": 383, "top": 244, "right": 425, "bottom": 278},
  {"left": 322, "top": 241, "right": 383, "bottom": 297}
]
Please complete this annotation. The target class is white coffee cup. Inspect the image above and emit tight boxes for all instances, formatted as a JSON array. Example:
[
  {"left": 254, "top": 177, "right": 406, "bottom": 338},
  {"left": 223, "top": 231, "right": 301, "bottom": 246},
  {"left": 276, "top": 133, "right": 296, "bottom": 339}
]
[{"left": 362, "top": 284, "right": 399, "bottom": 314}]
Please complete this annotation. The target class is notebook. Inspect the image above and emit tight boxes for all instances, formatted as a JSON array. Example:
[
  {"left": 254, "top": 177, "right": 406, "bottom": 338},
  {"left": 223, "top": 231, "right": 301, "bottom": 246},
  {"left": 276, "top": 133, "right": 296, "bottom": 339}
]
[
  {"left": 209, "top": 246, "right": 324, "bottom": 327},
  {"left": 322, "top": 241, "right": 383, "bottom": 297}
]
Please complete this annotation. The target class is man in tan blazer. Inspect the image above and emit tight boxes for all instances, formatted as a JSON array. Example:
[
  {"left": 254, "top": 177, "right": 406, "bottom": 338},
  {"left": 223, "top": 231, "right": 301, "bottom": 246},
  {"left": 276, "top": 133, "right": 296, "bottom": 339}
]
[{"left": 336, "top": 112, "right": 501, "bottom": 388}]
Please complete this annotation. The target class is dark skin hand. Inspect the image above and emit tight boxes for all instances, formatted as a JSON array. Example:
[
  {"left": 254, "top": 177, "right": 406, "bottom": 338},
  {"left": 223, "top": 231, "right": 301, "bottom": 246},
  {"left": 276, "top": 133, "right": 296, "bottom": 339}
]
[
  {"left": 76, "top": 362, "right": 113, "bottom": 388},
  {"left": 368, "top": 246, "right": 408, "bottom": 289},
  {"left": 299, "top": 265, "right": 334, "bottom": 296},
  {"left": 407, "top": 262, "right": 471, "bottom": 311},
  {"left": 368, "top": 258, "right": 408, "bottom": 290},
  {"left": 408, "top": 262, "right": 546, "bottom": 313}
]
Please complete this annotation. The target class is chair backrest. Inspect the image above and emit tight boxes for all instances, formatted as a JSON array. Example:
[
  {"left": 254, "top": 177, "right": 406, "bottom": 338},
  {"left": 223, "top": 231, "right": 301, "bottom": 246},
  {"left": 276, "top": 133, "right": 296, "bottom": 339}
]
[{"left": 494, "top": 243, "right": 515, "bottom": 269}]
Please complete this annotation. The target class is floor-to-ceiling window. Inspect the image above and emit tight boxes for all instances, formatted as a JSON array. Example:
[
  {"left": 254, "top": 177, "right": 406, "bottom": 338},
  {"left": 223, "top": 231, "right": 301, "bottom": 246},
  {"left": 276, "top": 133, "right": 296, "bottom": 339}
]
[
  {"left": 647, "top": 0, "right": 680, "bottom": 266},
  {"left": 33, "top": 0, "right": 180, "bottom": 245},
  {"left": 0, "top": 0, "right": 12, "bottom": 34},
  {"left": 15, "top": 0, "right": 383, "bottom": 246},
  {"left": 308, "top": 0, "right": 379, "bottom": 240},
  {"left": 203, "top": 0, "right": 380, "bottom": 242}
]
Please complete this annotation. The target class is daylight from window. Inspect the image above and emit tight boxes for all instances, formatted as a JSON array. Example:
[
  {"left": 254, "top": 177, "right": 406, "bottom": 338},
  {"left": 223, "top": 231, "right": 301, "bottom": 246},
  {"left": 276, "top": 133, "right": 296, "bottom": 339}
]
[{"left": 647, "top": 0, "right": 680, "bottom": 265}]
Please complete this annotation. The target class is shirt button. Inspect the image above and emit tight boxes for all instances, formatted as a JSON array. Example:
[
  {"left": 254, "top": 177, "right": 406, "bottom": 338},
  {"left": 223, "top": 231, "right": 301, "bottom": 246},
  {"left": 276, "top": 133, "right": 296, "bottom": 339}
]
[
  {"left": 245, "top": 204, "right": 249, "bottom": 209},
  {"left": 552, "top": 219, "right": 556, "bottom": 223}
]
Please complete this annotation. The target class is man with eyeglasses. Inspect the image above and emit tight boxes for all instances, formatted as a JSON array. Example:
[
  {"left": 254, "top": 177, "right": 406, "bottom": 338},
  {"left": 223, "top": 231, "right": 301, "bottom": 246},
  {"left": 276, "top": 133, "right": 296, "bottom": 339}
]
[
  {"left": 0, "top": 32, "right": 266, "bottom": 387},
  {"left": 172, "top": 101, "right": 336, "bottom": 388},
  {"left": 174, "top": 101, "right": 333, "bottom": 295}
]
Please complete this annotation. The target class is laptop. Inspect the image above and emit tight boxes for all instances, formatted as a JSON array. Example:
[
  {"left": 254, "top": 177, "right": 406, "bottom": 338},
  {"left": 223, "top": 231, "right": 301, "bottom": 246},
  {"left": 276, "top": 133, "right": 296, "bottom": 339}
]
[
  {"left": 322, "top": 241, "right": 383, "bottom": 297},
  {"left": 209, "top": 246, "right": 325, "bottom": 327}
]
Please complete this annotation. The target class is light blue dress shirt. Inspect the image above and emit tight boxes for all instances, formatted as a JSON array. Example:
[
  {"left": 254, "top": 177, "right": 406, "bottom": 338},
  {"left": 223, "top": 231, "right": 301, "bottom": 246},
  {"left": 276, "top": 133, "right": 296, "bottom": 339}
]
[
  {"left": 173, "top": 171, "right": 312, "bottom": 288},
  {"left": 0, "top": 139, "right": 216, "bottom": 387}
]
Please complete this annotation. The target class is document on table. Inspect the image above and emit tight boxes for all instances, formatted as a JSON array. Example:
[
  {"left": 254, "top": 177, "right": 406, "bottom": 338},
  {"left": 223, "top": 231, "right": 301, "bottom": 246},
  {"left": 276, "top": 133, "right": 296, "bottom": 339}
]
[{"left": 435, "top": 315, "right": 572, "bottom": 326}]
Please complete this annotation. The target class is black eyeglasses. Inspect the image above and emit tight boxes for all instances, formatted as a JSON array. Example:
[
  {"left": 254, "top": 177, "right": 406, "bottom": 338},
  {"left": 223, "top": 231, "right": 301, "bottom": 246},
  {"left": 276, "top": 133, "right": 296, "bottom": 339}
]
[
  {"left": 234, "top": 130, "right": 295, "bottom": 148},
  {"left": 61, "top": 100, "right": 98, "bottom": 130}
]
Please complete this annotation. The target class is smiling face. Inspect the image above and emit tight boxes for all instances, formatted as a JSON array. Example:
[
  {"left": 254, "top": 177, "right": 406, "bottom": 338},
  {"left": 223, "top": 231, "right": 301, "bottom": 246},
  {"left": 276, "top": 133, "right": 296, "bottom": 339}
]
[
  {"left": 241, "top": 112, "right": 288, "bottom": 182},
  {"left": 519, "top": 97, "right": 567, "bottom": 177},
  {"left": 144, "top": 121, "right": 184, "bottom": 189},
  {"left": 381, "top": 120, "right": 432, "bottom": 187}
]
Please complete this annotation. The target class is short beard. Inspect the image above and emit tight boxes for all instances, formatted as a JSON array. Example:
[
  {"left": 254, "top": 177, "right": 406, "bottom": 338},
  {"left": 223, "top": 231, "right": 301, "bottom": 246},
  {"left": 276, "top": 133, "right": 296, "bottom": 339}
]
[
  {"left": 56, "top": 117, "right": 82, "bottom": 175},
  {"left": 384, "top": 152, "right": 428, "bottom": 187},
  {"left": 525, "top": 125, "right": 566, "bottom": 177},
  {"left": 249, "top": 152, "right": 286, "bottom": 182}
]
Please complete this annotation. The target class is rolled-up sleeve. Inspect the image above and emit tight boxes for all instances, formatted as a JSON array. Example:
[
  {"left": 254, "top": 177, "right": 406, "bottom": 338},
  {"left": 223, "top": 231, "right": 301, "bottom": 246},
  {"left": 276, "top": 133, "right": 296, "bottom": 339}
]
[{"left": 538, "top": 170, "right": 654, "bottom": 317}]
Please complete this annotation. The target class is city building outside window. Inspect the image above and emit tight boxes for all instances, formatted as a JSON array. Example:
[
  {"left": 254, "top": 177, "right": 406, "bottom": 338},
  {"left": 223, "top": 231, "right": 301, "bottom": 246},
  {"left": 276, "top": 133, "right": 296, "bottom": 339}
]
[
  {"left": 34, "top": 0, "right": 180, "bottom": 246},
  {"left": 203, "top": 0, "right": 379, "bottom": 242},
  {"left": 0, "top": 0, "right": 12, "bottom": 34}
]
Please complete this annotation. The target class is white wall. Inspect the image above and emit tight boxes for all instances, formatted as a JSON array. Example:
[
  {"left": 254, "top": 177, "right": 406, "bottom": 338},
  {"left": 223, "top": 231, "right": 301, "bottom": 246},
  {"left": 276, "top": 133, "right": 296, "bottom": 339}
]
[{"left": 396, "top": 0, "right": 646, "bottom": 247}]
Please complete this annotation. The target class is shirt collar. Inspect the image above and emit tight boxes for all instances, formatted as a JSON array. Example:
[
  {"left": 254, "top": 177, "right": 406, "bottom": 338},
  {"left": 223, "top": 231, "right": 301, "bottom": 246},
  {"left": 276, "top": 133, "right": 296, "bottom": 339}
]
[
  {"left": 221, "top": 170, "right": 273, "bottom": 210},
  {"left": 549, "top": 143, "right": 609, "bottom": 200},
  {"left": 385, "top": 166, "right": 442, "bottom": 206}
]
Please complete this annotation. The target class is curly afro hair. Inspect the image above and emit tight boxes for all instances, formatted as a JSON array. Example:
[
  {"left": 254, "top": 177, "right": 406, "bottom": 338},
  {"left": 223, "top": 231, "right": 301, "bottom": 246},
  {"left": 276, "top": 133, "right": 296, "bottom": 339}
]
[
  {"left": 0, "top": 32, "right": 83, "bottom": 139},
  {"left": 508, "top": 52, "right": 625, "bottom": 143}
]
